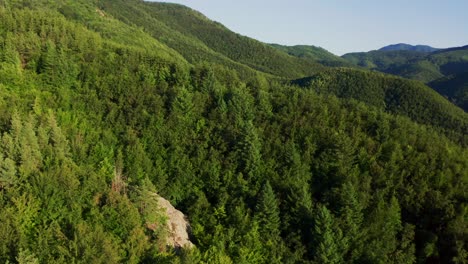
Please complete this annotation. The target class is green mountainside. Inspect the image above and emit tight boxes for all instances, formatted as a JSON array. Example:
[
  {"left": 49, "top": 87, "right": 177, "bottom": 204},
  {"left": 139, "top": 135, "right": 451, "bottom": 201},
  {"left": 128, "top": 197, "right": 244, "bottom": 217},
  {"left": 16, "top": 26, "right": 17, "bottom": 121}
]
[
  {"left": 343, "top": 45, "right": 468, "bottom": 82},
  {"left": 342, "top": 46, "right": 468, "bottom": 110},
  {"left": 429, "top": 46, "right": 468, "bottom": 77},
  {"left": 429, "top": 72, "right": 468, "bottom": 111},
  {"left": 0, "top": 1, "right": 467, "bottom": 263},
  {"left": 342, "top": 50, "right": 437, "bottom": 81},
  {"left": 96, "top": 0, "right": 326, "bottom": 79},
  {"left": 269, "top": 44, "right": 353, "bottom": 67},
  {"left": 379, "top": 43, "right": 440, "bottom": 52},
  {"left": 292, "top": 68, "right": 468, "bottom": 143}
]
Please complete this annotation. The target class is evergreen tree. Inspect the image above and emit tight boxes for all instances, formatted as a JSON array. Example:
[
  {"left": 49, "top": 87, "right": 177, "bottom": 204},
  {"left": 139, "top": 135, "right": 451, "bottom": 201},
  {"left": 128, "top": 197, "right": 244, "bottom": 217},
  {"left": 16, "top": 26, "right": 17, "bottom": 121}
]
[
  {"left": 312, "top": 205, "right": 346, "bottom": 264},
  {"left": 255, "top": 181, "right": 280, "bottom": 238},
  {"left": 16, "top": 249, "right": 39, "bottom": 264},
  {"left": 239, "top": 120, "right": 262, "bottom": 183},
  {"left": 336, "top": 182, "right": 364, "bottom": 261},
  {"left": 0, "top": 155, "right": 17, "bottom": 189}
]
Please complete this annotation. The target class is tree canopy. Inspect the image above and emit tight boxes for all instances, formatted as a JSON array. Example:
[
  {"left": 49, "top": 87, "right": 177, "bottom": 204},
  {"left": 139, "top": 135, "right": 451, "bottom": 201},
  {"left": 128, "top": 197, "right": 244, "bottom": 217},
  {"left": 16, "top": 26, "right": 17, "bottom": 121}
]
[{"left": 0, "top": 1, "right": 467, "bottom": 263}]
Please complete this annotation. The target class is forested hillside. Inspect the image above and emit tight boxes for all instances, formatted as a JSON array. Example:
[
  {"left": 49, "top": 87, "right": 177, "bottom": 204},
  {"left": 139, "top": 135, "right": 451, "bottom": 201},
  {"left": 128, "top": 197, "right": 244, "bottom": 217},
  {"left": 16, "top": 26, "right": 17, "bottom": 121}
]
[
  {"left": 292, "top": 69, "right": 468, "bottom": 144},
  {"left": 342, "top": 46, "right": 468, "bottom": 82},
  {"left": 0, "top": 1, "right": 467, "bottom": 263},
  {"left": 95, "top": 0, "right": 327, "bottom": 79},
  {"left": 342, "top": 50, "right": 441, "bottom": 82},
  {"left": 343, "top": 46, "right": 468, "bottom": 111},
  {"left": 429, "top": 72, "right": 468, "bottom": 111},
  {"left": 269, "top": 44, "right": 353, "bottom": 67}
]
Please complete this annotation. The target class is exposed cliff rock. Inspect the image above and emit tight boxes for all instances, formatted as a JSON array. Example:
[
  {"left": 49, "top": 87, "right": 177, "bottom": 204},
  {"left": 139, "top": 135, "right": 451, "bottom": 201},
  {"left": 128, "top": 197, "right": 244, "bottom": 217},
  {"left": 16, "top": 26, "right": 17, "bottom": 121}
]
[{"left": 155, "top": 195, "right": 194, "bottom": 249}]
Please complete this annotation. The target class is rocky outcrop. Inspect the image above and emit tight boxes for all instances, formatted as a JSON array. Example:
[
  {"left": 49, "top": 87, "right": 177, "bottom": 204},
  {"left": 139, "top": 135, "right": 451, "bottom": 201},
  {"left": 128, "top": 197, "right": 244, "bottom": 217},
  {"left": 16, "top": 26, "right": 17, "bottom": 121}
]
[{"left": 156, "top": 196, "right": 194, "bottom": 249}]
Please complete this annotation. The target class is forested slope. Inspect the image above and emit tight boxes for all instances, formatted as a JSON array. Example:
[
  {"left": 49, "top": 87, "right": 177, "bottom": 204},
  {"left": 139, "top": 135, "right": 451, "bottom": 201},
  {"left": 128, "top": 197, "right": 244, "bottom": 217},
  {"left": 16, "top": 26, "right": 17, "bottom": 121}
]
[
  {"left": 342, "top": 46, "right": 468, "bottom": 83},
  {"left": 429, "top": 72, "right": 468, "bottom": 111},
  {"left": 292, "top": 68, "right": 468, "bottom": 144},
  {"left": 269, "top": 44, "right": 353, "bottom": 67},
  {"left": 343, "top": 47, "right": 468, "bottom": 109},
  {"left": 96, "top": 0, "right": 326, "bottom": 79},
  {"left": 0, "top": 1, "right": 467, "bottom": 264},
  {"left": 342, "top": 50, "right": 438, "bottom": 81}
]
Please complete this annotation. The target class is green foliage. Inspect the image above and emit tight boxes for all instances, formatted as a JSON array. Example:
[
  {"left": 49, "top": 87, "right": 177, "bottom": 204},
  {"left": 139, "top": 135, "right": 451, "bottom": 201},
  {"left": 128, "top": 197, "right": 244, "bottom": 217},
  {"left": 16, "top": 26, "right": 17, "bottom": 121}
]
[
  {"left": 0, "top": 1, "right": 466, "bottom": 263},
  {"left": 292, "top": 68, "right": 468, "bottom": 145},
  {"left": 270, "top": 43, "right": 354, "bottom": 67},
  {"left": 342, "top": 46, "right": 468, "bottom": 109},
  {"left": 255, "top": 181, "right": 280, "bottom": 238},
  {"left": 342, "top": 50, "right": 431, "bottom": 79},
  {"left": 311, "top": 205, "right": 346, "bottom": 264},
  {"left": 96, "top": 0, "right": 325, "bottom": 79},
  {"left": 16, "top": 249, "right": 39, "bottom": 264},
  {"left": 429, "top": 72, "right": 468, "bottom": 111},
  {"left": 341, "top": 47, "right": 468, "bottom": 83}
]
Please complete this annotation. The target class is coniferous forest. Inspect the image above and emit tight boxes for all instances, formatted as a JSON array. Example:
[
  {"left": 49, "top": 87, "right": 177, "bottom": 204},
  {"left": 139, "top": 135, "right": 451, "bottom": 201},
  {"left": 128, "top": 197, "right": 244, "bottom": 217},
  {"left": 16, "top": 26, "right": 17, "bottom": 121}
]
[{"left": 0, "top": 0, "right": 467, "bottom": 263}]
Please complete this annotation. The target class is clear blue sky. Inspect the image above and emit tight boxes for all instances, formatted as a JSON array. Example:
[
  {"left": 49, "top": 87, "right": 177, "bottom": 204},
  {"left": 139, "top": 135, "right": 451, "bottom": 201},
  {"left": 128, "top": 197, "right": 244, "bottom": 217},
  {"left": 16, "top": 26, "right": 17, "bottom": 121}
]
[{"left": 149, "top": 0, "right": 468, "bottom": 55}]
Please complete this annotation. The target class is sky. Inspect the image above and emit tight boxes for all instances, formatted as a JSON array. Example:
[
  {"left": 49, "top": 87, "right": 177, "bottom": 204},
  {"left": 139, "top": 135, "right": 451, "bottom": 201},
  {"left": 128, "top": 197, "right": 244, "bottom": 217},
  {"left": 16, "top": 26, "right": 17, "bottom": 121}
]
[{"left": 148, "top": 0, "right": 468, "bottom": 55}]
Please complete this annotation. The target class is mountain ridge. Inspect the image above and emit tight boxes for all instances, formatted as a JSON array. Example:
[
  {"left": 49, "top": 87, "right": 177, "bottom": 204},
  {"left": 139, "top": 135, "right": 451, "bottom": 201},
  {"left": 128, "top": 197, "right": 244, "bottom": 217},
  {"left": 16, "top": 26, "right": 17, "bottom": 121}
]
[
  {"left": 378, "top": 43, "right": 440, "bottom": 52},
  {"left": 268, "top": 43, "right": 354, "bottom": 67},
  {"left": 342, "top": 44, "right": 468, "bottom": 110},
  {"left": 97, "top": 0, "right": 327, "bottom": 79}
]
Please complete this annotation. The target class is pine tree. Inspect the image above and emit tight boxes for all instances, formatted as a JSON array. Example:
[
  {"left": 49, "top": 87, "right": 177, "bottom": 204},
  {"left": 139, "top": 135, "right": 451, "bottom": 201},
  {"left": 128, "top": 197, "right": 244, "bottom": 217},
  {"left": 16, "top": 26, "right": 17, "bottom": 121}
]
[
  {"left": 18, "top": 116, "right": 42, "bottom": 177},
  {"left": 46, "top": 111, "right": 69, "bottom": 161},
  {"left": 255, "top": 181, "right": 280, "bottom": 238},
  {"left": 312, "top": 205, "right": 346, "bottom": 264},
  {"left": 362, "top": 195, "right": 403, "bottom": 263},
  {"left": 240, "top": 120, "right": 262, "bottom": 182},
  {"left": 0, "top": 155, "right": 17, "bottom": 189},
  {"left": 337, "top": 182, "right": 364, "bottom": 261},
  {"left": 16, "top": 249, "right": 39, "bottom": 264}
]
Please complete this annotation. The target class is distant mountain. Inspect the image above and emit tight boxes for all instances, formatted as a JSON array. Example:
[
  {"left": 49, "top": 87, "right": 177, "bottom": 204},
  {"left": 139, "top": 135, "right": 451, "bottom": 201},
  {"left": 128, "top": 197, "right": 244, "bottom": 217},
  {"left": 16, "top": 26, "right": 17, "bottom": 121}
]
[
  {"left": 379, "top": 43, "right": 440, "bottom": 52},
  {"left": 343, "top": 45, "right": 468, "bottom": 82},
  {"left": 342, "top": 45, "right": 468, "bottom": 110},
  {"left": 342, "top": 50, "right": 429, "bottom": 75},
  {"left": 269, "top": 44, "right": 354, "bottom": 67}
]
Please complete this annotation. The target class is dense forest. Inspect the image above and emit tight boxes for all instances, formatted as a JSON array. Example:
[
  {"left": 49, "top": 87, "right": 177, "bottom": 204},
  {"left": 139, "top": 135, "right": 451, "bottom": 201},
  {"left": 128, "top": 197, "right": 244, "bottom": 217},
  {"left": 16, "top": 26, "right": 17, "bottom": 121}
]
[
  {"left": 342, "top": 45, "right": 468, "bottom": 83},
  {"left": 0, "top": 0, "right": 467, "bottom": 263},
  {"left": 292, "top": 69, "right": 468, "bottom": 144},
  {"left": 342, "top": 45, "right": 468, "bottom": 111},
  {"left": 429, "top": 72, "right": 468, "bottom": 111},
  {"left": 268, "top": 44, "right": 353, "bottom": 68}
]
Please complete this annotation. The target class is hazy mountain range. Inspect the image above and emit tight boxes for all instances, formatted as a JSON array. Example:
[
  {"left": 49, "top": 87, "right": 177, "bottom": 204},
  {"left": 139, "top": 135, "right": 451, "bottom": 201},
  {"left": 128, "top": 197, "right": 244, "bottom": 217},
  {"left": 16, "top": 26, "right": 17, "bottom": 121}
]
[{"left": 378, "top": 43, "right": 440, "bottom": 52}]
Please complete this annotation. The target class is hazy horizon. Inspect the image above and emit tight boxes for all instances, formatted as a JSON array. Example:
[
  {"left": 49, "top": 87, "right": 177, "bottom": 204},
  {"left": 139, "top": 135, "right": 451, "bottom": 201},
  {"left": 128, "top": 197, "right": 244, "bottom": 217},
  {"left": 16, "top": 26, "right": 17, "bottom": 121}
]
[{"left": 147, "top": 0, "right": 468, "bottom": 55}]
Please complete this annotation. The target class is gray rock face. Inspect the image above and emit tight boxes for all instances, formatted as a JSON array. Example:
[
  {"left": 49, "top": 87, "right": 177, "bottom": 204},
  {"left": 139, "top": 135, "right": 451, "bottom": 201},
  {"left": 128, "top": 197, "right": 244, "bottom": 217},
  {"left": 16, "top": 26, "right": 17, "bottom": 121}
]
[{"left": 156, "top": 196, "right": 194, "bottom": 249}]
